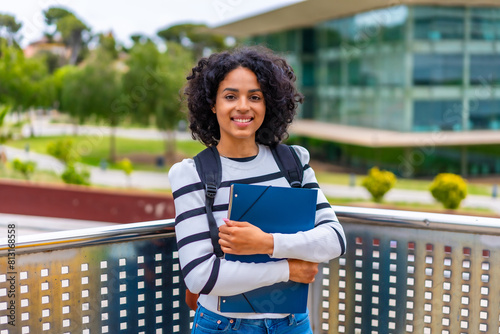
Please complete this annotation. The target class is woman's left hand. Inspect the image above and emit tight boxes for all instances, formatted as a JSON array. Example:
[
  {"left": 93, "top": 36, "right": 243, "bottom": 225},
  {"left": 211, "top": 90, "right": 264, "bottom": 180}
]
[{"left": 218, "top": 219, "right": 274, "bottom": 255}]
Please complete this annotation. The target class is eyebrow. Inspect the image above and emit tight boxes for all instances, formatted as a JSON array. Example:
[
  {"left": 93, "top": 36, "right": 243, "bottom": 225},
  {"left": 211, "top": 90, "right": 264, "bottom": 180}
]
[{"left": 222, "top": 88, "right": 262, "bottom": 93}]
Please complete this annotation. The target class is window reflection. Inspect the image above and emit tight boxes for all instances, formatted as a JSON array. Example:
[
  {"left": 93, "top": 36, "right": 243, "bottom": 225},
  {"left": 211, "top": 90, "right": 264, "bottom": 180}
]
[
  {"left": 414, "top": 6, "right": 464, "bottom": 40},
  {"left": 470, "top": 55, "right": 500, "bottom": 85},
  {"left": 413, "top": 101, "right": 463, "bottom": 131},
  {"left": 469, "top": 100, "right": 500, "bottom": 130},
  {"left": 413, "top": 54, "right": 463, "bottom": 85},
  {"left": 471, "top": 8, "right": 500, "bottom": 40}
]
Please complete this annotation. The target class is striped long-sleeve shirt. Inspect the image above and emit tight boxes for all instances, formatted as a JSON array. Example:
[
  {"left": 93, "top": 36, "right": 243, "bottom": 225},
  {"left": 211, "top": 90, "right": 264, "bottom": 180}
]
[{"left": 168, "top": 144, "right": 346, "bottom": 319}]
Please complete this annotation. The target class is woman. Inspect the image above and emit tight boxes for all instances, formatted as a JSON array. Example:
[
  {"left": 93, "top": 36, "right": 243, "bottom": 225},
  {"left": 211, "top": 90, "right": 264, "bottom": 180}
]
[{"left": 168, "top": 46, "right": 346, "bottom": 333}]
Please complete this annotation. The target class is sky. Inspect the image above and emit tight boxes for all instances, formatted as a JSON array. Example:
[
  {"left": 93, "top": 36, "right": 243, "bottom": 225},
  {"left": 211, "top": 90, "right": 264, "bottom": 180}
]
[{"left": 2, "top": 0, "right": 301, "bottom": 47}]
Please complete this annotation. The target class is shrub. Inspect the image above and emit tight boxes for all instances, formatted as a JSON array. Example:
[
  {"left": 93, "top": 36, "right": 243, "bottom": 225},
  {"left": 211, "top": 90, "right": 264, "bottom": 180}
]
[
  {"left": 12, "top": 158, "right": 37, "bottom": 180},
  {"left": 117, "top": 158, "right": 133, "bottom": 187},
  {"left": 430, "top": 173, "right": 467, "bottom": 209},
  {"left": 47, "top": 138, "right": 76, "bottom": 164},
  {"left": 61, "top": 163, "right": 91, "bottom": 186},
  {"left": 117, "top": 158, "right": 133, "bottom": 176},
  {"left": 362, "top": 167, "right": 397, "bottom": 203}
]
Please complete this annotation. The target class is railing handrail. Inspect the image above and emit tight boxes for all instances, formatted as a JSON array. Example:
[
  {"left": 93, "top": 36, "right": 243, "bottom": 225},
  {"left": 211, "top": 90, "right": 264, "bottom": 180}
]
[
  {"left": 1, "top": 206, "right": 499, "bottom": 255},
  {"left": 333, "top": 205, "right": 500, "bottom": 234},
  {"left": 0, "top": 219, "right": 176, "bottom": 255}
]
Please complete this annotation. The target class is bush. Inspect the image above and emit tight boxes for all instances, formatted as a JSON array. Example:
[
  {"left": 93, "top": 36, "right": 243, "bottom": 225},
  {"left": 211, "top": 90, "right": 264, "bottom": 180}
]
[
  {"left": 61, "top": 163, "right": 91, "bottom": 186},
  {"left": 47, "top": 138, "right": 76, "bottom": 164},
  {"left": 117, "top": 158, "right": 133, "bottom": 176},
  {"left": 430, "top": 173, "right": 467, "bottom": 209},
  {"left": 12, "top": 158, "right": 36, "bottom": 180},
  {"left": 362, "top": 167, "right": 397, "bottom": 202}
]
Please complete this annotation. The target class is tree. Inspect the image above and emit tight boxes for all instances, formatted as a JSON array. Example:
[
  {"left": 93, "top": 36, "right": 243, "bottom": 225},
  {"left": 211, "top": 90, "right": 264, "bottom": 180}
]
[
  {"left": 121, "top": 40, "right": 192, "bottom": 162},
  {"left": 0, "top": 13, "right": 22, "bottom": 46},
  {"left": 44, "top": 7, "right": 90, "bottom": 65},
  {"left": 157, "top": 23, "right": 226, "bottom": 59},
  {"left": 0, "top": 40, "right": 54, "bottom": 113}
]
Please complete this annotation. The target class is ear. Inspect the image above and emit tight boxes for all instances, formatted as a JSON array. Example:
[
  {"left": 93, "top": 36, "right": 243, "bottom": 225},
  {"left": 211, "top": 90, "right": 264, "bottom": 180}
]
[{"left": 212, "top": 106, "right": 216, "bottom": 114}]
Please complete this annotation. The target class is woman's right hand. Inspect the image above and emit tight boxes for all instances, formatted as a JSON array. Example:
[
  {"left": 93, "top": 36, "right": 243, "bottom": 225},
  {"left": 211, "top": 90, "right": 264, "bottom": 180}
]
[{"left": 287, "top": 259, "right": 319, "bottom": 284}]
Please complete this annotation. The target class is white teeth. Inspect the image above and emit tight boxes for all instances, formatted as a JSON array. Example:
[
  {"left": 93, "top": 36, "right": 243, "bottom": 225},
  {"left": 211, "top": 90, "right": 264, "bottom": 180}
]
[{"left": 234, "top": 118, "right": 251, "bottom": 123}]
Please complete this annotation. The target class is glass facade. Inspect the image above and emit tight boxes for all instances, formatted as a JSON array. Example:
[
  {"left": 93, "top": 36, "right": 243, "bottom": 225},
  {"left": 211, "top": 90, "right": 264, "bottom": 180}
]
[
  {"left": 469, "top": 100, "right": 500, "bottom": 130},
  {"left": 413, "top": 54, "right": 463, "bottom": 85},
  {"left": 248, "top": 5, "right": 500, "bottom": 175},
  {"left": 414, "top": 7, "right": 465, "bottom": 40},
  {"left": 470, "top": 55, "right": 500, "bottom": 85},
  {"left": 413, "top": 100, "right": 463, "bottom": 131}
]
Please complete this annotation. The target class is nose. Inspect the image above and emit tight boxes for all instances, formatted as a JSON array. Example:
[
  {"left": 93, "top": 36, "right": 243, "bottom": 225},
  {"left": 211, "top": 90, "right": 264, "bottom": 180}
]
[{"left": 236, "top": 98, "right": 250, "bottom": 112}]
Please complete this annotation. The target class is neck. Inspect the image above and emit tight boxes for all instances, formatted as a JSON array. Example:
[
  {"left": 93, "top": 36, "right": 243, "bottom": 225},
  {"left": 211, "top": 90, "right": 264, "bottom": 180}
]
[{"left": 217, "top": 143, "right": 259, "bottom": 159}]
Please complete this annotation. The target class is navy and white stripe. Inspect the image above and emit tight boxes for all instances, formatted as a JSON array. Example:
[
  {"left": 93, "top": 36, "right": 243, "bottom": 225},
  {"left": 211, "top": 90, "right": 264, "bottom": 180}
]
[{"left": 168, "top": 144, "right": 346, "bottom": 319}]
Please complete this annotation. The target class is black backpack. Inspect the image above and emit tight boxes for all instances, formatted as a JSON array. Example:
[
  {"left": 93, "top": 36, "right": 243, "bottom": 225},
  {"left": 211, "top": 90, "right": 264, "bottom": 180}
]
[{"left": 193, "top": 144, "right": 304, "bottom": 258}]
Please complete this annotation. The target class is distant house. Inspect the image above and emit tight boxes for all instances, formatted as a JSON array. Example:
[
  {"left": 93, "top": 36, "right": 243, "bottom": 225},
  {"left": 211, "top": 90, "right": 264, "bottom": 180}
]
[
  {"left": 213, "top": 0, "right": 500, "bottom": 177},
  {"left": 23, "top": 37, "right": 70, "bottom": 59}
]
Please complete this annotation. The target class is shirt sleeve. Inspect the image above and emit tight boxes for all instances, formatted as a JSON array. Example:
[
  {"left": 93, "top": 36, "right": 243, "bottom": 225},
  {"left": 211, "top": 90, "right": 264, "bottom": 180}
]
[
  {"left": 168, "top": 159, "right": 289, "bottom": 296},
  {"left": 270, "top": 145, "right": 347, "bottom": 262}
]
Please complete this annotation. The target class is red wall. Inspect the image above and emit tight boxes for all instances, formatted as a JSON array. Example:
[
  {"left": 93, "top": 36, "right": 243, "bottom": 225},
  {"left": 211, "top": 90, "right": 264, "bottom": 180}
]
[{"left": 0, "top": 179, "right": 175, "bottom": 223}]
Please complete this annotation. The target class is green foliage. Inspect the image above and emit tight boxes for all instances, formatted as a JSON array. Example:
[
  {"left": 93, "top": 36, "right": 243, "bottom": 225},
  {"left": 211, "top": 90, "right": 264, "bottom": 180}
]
[
  {"left": 44, "top": 7, "right": 89, "bottom": 65},
  {"left": 12, "top": 158, "right": 36, "bottom": 180},
  {"left": 0, "top": 104, "right": 10, "bottom": 143},
  {"left": 157, "top": 23, "right": 226, "bottom": 59},
  {"left": 430, "top": 173, "right": 468, "bottom": 209},
  {"left": 117, "top": 158, "right": 133, "bottom": 175},
  {"left": 122, "top": 41, "right": 192, "bottom": 159},
  {"left": 61, "top": 163, "right": 90, "bottom": 185},
  {"left": 47, "top": 138, "right": 76, "bottom": 164},
  {"left": 362, "top": 167, "right": 397, "bottom": 202},
  {"left": 0, "top": 40, "right": 53, "bottom": 111},
  {"left": 0, "top": 13, "right": 22, "bottom": 45}
]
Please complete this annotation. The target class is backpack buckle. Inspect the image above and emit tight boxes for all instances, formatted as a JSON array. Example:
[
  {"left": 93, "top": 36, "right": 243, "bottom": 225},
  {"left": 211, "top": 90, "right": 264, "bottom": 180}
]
[
  {"left": 206, "top": 183, "right": 217, "bottom": 198},
  {"left": 290, "top": 180, "right": 301, "bottom": 188}
]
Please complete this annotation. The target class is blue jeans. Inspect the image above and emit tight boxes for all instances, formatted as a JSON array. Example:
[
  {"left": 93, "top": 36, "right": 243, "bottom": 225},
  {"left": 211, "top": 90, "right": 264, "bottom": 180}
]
[{"left": 192, "top": 304, "right": 312, "bottom": 333}]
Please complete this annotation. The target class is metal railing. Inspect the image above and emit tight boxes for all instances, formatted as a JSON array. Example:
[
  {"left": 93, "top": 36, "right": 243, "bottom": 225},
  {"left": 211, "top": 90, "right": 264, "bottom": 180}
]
[{"left": 1, "top": 206, "right": 500, "bottom": 334}]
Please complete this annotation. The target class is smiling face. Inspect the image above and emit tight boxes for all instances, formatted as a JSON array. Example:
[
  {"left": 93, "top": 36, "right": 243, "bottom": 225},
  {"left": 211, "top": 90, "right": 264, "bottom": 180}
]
[{"left": 213, "top": 66, "right": 266, "bottom": 157}]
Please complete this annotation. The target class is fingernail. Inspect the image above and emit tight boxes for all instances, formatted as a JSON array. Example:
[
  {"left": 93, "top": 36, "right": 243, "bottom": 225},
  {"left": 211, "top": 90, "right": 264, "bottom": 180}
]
[{"left": 223, "top": 218, "right": 229, "bottom": 223}]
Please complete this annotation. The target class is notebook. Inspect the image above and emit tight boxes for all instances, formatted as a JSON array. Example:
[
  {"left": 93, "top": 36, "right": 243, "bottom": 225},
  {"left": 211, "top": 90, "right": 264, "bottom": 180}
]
[{"left": 219, "top": 183, "right": 318, "bottom": 313}]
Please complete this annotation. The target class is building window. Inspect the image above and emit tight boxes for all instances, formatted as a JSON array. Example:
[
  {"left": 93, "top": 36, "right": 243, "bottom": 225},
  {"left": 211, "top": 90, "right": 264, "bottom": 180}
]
[
  {"left": 302, "top": 61, "right": 315, "bottom": 87},
  {"left": 413, "top": 54, "right": 463, "bottom": 85},
  {"left": 326, "top": 61, "right": 341, "bottom": 86},
  {"left": 413, "top": 100, "right": 463, "bottom": 131},
  {"left": 469, "top": 100, "right": 500, "bottom": 130},
  {"left": 470, "top": 55, "right": 500, "bottom": 85},
  {"left": 471, "top": 8, "right": 500, "bottom": 40},
  {"left": 302, "top": 28, "right": 316, "bottom": 53},
  {"left": 302, "top": 93, "right": 316, "bottom": 119},
  {"left": 414, "top": 6, "right": 465, "bottom": 40}
]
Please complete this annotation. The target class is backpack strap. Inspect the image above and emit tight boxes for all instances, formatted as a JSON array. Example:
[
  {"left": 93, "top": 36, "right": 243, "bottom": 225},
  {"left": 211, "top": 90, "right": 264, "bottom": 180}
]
[
  {"left": 271, "top": 144, "right": 304, "bottom": 188},
  {"left": 193, "top": 146, "right": 224, "bottom": 258}
]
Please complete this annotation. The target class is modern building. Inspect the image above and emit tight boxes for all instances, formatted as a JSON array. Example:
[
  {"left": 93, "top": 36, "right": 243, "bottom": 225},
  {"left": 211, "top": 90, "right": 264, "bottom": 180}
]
[{"left": 214, "top": 0, "right": 500, "bottom": 177}]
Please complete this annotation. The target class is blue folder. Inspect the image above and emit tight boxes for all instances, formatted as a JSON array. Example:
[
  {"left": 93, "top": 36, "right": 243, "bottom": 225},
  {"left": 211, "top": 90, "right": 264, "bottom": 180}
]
[{"left": 219, "top": 183, "right": 318, "bottom": 313}]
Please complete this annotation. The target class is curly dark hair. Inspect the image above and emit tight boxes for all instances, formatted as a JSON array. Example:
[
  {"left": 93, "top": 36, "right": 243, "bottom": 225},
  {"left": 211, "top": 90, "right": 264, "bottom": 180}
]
[{"left": 184, "top": 46, "right": 304, "bottom": 147}]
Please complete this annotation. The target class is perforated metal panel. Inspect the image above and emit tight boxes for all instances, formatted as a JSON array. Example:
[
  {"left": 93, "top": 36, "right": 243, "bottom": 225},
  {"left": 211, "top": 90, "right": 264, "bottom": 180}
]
[
  {"left": 0, "top": 229, "right": 193, "bottom": 334},
  {"left": 311, "top": 213, "right": 500, "bottom": 334},
  {"left": 2, "top": 209, "right": 500, "bottom": 334}
]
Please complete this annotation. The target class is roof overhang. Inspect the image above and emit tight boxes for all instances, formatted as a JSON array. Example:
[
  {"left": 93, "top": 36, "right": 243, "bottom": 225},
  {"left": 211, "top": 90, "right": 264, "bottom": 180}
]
[
  {"left": 290, "top": 120, "right": 500, "bottom": 147},
  {"left": 212, "top": 0, "right": 500, "bottom": 37}
]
